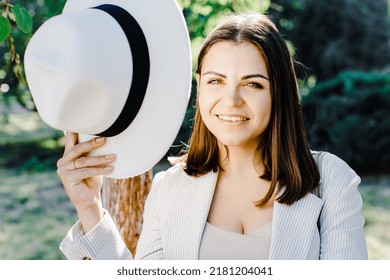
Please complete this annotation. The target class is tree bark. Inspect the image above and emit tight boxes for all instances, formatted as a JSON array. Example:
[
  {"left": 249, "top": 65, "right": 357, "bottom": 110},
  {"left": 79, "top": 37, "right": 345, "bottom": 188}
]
[{"left": 101, "top": 169, "right": 152, "bottom": 256}]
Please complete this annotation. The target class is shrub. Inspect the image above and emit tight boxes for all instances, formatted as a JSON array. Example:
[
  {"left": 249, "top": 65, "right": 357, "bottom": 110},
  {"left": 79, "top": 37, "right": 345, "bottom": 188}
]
[{"left": 302, "top": 71, "right": 390, "bottom": 174}]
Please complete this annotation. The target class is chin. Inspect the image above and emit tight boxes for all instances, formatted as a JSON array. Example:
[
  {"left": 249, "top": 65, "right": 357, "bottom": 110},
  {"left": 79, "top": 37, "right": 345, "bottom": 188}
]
[
  {"left": 217, "top": 137, "right": 254, "bottom": 148},
  {"left": 213, "top": 130, "right": 262, "bottom": 150}
]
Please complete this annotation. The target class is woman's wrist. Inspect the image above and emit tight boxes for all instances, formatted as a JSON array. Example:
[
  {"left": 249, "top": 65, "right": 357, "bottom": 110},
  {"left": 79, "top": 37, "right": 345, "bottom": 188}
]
[{"left": 76, "top": 202, "right": 104, "bottom": 234}]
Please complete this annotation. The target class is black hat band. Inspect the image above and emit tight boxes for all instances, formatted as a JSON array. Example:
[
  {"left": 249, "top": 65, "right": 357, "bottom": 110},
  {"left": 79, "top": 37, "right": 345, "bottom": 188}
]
[{"left": 92, "top": 4, "right": 150, "bottom": 137}]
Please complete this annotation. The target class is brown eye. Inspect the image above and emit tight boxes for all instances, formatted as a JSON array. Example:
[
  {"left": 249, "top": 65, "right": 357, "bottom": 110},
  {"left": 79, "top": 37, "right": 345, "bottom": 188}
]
[
  {"left": 208, "top": 79, "right": 223, "bottom": 85},
  {"left": 246, "top": 82, "right": 263, "bottom": 89}
]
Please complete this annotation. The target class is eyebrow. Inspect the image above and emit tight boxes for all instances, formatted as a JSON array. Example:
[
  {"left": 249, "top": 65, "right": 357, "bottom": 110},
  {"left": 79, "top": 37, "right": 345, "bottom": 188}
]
[
  {"left": 242, "top": 74, "right": 269, "bottom": 81},
  {"left": 203, "top": 71, "right": 226, "bottom": 78},
  {"left": 202, "top": 71, "right": 269, "bottom": 81}
]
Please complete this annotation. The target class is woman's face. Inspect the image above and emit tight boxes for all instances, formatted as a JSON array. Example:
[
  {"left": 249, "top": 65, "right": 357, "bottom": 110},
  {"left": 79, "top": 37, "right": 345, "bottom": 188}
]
[{"left": 197, "top": 41, "right": 272, "bottom": 151}]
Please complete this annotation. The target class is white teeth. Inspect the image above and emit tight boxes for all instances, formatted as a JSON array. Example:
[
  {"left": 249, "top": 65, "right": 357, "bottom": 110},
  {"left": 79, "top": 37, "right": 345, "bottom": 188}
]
[{"left": 218, "top": 115, "right": 248, "bottom": 122}]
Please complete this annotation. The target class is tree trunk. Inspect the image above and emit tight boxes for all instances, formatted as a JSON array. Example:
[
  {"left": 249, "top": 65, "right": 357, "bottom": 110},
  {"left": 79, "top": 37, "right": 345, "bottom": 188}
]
[{"left": 101, "top": 169, "right": 152, "bottom": 256}]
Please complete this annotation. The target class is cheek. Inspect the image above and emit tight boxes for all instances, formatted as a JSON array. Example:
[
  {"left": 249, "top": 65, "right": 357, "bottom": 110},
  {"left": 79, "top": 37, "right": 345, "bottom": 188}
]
[
  {"left": 252, "top": 96, "right": 272, "bottom": 124},
  {"left": 198, "top": 90, "right": 216, "bottom": 118}
]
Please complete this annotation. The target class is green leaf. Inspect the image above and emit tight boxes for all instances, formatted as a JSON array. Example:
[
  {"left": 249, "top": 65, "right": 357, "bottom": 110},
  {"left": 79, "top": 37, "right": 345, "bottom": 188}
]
[
  {"left": 11, "top": 5, "right": 33, "bottom": 34},
  {"left": 0, "top": 16, "right": 11, "bottom": 43}
]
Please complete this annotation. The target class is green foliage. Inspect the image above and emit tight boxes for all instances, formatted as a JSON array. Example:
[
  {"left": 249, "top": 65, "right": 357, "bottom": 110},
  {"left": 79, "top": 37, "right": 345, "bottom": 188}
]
[
  {"left": 11, "top": 4, "right": 32, "bottom": 33},
  {"left": 184, "top": 0, "right": 271, "bottom": 37},
  {"left": 302, "top": 71, "right": 390, "bottom": 173},
  {"left": 288, "top": 0, "right": 390, "bottom": 81},
  {"left": 0, "top": 16, "right": 11, "bottom": 42},
  {"left": 0, "top": 2, "right": 33, "bottom": 37}
]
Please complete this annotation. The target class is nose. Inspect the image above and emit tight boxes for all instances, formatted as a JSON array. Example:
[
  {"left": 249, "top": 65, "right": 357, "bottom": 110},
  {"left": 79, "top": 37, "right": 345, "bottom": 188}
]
[{"left": 222, "top": 85, "right": 243, "bottom": 107}]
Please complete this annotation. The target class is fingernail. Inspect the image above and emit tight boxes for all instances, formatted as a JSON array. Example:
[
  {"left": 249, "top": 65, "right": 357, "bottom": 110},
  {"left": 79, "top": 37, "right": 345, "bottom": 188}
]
[
  {"left": 105, "top": 154, "right": 116, "bottom": 159},
  {"left": 95, "top": 137, "right": 105, "bottom": 143}
]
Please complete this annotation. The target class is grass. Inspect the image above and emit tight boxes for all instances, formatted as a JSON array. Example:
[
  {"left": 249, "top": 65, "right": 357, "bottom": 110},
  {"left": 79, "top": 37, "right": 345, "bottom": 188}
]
[
  {"left": 0, "top": 113, "right": 63, "bottom": 170},
  {"left": 359, "top": 176, "right": 390, "bottom": 259},
  {"left": 0, "top": 169, "right": 76, "bottom": 259},
  {"left": 0, "top": 111, "right": 389, "bottom": 259}
]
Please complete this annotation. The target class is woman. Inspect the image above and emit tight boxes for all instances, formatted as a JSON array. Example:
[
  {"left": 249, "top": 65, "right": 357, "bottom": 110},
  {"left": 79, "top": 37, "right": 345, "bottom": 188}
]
[{"left": 57, "top": 12, "right": 368, "bottom": 259}]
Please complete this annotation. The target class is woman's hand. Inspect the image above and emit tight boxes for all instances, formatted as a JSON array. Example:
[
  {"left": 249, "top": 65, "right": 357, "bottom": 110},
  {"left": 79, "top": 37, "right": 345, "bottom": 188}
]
[{"left": 56, "top": 132, "right": 116, "bottom": 233}]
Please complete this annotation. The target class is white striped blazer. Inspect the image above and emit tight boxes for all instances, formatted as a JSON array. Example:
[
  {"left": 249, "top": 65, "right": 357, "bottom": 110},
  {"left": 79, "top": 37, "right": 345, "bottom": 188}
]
[{"left": 60, "top": 151, "right": 368, "bottom": 260}]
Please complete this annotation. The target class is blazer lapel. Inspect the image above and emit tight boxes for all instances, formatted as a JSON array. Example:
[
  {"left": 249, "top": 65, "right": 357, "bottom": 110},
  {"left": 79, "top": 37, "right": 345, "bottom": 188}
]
[
  {"left": 269, "top": 192, "right": 324, "bottom": 259},
  {"left": 162, "top": 170, "right": 218, "bottom": 259}
]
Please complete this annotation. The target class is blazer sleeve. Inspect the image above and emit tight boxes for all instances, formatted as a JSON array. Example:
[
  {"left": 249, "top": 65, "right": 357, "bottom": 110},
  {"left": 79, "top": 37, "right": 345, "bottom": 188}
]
[
  {"left": 318, "top": 152, "right": 368, "bottom": 259},
  {"left": 59, "top": 209, "right": 133, "bottom": 260},
  {"left": 59, "top": 171, "right": 166, "bottom": 260}
]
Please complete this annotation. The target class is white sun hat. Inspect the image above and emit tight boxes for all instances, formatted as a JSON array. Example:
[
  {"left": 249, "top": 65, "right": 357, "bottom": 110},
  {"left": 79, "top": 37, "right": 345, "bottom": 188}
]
[{"left": 24, "top": 0, "right": 192, "bottom": 178}]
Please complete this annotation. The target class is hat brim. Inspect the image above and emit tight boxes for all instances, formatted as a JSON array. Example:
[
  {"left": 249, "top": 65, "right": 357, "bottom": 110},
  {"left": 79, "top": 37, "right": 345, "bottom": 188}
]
[{"left": 64, "top": 0, "right": 191, "bottom": 178}]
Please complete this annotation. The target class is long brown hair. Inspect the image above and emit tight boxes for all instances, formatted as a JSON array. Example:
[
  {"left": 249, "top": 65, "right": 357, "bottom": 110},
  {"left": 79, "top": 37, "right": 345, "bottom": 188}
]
[{"left": 183, "top": 12, "right": 319, "bottom": 207}]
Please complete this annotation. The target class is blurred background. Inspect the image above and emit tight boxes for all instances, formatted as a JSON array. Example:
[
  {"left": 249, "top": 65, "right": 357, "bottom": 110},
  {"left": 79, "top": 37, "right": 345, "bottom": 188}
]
[{"left": 0, "top": 0, "right": 389, "bottom": 259}]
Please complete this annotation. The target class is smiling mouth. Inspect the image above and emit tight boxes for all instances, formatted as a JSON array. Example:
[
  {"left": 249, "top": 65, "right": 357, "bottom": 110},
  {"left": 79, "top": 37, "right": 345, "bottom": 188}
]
[{"left": 217, "top": 115, "right": 249, "bottom": 122}]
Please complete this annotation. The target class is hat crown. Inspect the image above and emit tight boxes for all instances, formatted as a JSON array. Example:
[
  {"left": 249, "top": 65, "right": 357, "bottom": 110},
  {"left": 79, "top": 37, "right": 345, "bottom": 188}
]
[{"left": 25, "top": 8, "right": 132, "bottom": 134}]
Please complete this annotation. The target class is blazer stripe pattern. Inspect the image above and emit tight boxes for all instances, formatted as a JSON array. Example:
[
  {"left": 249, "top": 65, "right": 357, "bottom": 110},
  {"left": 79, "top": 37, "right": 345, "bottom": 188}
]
[{"left": 60, "top": 151, "right": 368, "bottom": 260}]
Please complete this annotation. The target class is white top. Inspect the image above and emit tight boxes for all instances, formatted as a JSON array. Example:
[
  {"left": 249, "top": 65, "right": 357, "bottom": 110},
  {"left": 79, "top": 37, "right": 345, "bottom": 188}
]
[{"left": 199, "top": 222, "right": 272, "bottom": 260}]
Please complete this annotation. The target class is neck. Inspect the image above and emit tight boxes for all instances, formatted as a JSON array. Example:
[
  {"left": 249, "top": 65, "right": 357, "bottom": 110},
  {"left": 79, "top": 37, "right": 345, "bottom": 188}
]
[{"left": 219, "top": 143, "right": 264, "bottom": 176}]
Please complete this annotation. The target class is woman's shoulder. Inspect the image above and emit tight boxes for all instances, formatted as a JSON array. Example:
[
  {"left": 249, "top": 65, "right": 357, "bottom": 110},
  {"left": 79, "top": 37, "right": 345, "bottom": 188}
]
[
  {"left": 311, "top": 150, "right": 361, "bottom": 197},
  {"left": 154, "top": 162, "right": 188, "bottom": 181},
  {"left": 311, "top": 150, "right": 357, "bottom": 176},
  {"left": 151, "top": 162, "right": 193, "bottom": 195}
]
